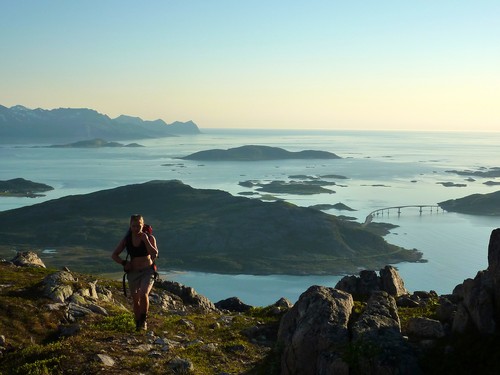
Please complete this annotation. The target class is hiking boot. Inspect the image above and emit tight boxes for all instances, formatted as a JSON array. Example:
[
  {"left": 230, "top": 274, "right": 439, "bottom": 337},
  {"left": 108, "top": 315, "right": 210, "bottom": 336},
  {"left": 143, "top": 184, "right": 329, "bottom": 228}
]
[{"left": 135, "top": 313, "right": 147, "bottom": 331}]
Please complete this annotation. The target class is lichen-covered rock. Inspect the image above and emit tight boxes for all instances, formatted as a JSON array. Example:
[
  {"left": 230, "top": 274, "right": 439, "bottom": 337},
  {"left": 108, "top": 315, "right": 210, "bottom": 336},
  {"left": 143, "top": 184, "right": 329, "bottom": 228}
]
[
  {"left": 42, "top": 270, "right": 77, "bottom": 303},
  {"left": 352, "top": 291, "right": 421, "bottom": 374},
  {"left": 336, "top": 266, "right": 408, "bottom": 298},
  {"left": 155, "top": 280, "right": 217, "bottom": 313},
  {"left": 11, "top": 251, "right": 45, "bottom": 268},
  {"left": 278, "top": 285, "right": 353, "bottom": 375}
]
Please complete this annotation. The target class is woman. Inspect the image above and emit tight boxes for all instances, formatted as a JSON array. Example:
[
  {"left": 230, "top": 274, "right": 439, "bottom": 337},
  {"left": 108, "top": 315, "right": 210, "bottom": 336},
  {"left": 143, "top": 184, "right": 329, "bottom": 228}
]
[{"left": 112, "top": 214, "right": 159, "bottom": 331}]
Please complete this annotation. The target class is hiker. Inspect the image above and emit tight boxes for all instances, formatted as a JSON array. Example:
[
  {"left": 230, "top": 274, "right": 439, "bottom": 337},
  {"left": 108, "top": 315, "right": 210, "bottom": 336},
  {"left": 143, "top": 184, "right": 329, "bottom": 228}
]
[{"left": 111, "top": 214, "right": 159, "bottom": 331}]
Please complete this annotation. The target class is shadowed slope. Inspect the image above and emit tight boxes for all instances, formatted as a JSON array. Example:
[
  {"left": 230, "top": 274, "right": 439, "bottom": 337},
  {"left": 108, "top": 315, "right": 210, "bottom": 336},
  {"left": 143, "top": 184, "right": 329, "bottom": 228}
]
[{"left": 0, "top": 180, "right": 421, "bottom": 274}]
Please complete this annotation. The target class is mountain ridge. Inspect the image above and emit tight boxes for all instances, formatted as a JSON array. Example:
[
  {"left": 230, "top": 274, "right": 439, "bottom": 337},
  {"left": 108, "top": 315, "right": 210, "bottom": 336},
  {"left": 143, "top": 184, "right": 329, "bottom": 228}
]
[{"left": 0, "top": 104, "right": 201, "bottom": 143}]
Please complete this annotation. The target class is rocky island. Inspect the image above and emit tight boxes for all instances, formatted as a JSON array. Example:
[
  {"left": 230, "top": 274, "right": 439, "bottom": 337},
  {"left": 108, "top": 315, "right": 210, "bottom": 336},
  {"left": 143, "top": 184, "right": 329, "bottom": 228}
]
[
  {"left": 0, "top": 178, "right": 54, "bottom": 197},
  {"left": 0, "top": 180, "right": 421, "bottom": 275},
  {"left": 446, "top": 167, "right": 500, "bottom": 178},
  {"left": 46, "top": 138, "right": 144, "bottom": 148},
  {"left": 180, "top": 145, "right": 341, "bottom": 161}
]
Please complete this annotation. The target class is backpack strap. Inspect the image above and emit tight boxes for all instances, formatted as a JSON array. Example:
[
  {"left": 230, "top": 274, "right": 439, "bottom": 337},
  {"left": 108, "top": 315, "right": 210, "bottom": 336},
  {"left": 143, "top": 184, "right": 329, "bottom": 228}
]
[{"left": 122, "top": 232, "right": 131, "bottom": 296}]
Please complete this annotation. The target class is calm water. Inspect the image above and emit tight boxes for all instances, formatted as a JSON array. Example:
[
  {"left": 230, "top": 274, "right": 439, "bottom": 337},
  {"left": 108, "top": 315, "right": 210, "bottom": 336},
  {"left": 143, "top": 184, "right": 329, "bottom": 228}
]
[{"left": 1, "top": 129, "right": 499, "bottom": 305}]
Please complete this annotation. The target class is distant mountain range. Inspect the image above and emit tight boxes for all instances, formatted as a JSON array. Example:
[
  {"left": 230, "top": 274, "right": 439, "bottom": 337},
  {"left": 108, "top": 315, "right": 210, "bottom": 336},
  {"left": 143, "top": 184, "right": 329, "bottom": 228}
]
[{"left": 0, "top": 105, "right": 201, "bottom": 143}]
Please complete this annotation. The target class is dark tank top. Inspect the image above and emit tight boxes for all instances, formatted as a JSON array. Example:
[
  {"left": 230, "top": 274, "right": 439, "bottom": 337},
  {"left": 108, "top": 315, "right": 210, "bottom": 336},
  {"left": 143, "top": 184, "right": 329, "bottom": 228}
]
[{"left": 125, "top": 233, "right": 148, "bottom": 258}]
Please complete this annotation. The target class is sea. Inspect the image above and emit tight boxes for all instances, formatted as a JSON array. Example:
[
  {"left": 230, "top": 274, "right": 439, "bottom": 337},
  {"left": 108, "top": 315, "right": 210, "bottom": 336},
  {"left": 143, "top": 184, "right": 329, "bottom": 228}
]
[{"left": 1, "top": 129, "right": 499, "bottom": 306}]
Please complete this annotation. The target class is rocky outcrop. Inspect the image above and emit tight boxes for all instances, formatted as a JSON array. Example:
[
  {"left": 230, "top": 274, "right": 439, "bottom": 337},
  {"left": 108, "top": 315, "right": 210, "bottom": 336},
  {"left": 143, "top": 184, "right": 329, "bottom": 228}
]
[
  {"left": 155, "top": 279, "right": 217, "bottom": 313},
  {"left": 277, "top": 286, "right": 353, "bottom": 375},
  {"left": 451, "top": 228, "right": 500, "bottom": 334},
  {"left": 335, "top": 265, "right": 408, "bottom": 298},
  {"left": 278, "top": 286, "right": 421, "bottom": 375},
  {"left": 11, "top": 251, "right": 46, "bottom": 268},
  {"left": 352, "top": 291, "right": 421, "bottom": 374},
  {"left": 215, "top": 297, "right": 252, "bottom": 312}
]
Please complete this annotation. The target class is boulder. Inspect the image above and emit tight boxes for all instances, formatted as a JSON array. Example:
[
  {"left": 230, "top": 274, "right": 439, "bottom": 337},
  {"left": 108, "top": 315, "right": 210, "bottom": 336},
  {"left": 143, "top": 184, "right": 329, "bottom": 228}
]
[
  {"left": 215, "top": 297, "right": 252, "bottom": 312},
  {"left": 277, "top": 286, "right": 353, "bottom": 375},
  {"left": 450, "top": 229, "right": 500, "bottom": 335},
  {"left": 336, "top": 266, "right": 408, "bottom": 299},
  {"left": 156, "top": 280, "right": 216, "bottom": 313},
  {"left": 436, "top": 296, "right": 456, "bottom": 323},
  {"left": 42, "top": 270, "right": 77, "bottom": 303},
  {"left": 352, "top": 291, "right": 421, "bottom": 374},
  {"left": 11, "top": 251, "right": 45, "bottom": 268},
  {"left": 274, "top": 297, "right": 293, "bottom": 309},
  {"left": 405, "top": 317, "right": 445, "bottom": 339},
  {"left": 167, "top": 357, "right": 194, "bottom": 373},
  {"left": 452, "top": 272, "right": 496, "bottom": 334},
  {"left": 380, "top": 265, "right": 408, "bottom": 297}
]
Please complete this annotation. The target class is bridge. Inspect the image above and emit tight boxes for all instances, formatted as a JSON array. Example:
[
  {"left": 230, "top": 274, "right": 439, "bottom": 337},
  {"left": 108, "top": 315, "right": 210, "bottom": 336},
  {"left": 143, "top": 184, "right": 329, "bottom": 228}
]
[{"left": 363, "top": 205, "right": 444, "bottom": 225}]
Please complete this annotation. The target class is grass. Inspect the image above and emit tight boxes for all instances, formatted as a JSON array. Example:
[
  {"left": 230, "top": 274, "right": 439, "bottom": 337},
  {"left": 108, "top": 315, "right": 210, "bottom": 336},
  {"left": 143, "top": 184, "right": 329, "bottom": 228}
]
[{"left": 0, "top": 263, "right": 283, "bottom": 375}]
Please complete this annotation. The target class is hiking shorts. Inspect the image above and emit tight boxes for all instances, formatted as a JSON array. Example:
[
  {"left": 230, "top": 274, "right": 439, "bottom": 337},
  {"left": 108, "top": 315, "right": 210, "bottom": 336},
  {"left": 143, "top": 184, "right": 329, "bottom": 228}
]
[{"left": 127, "top": 266, "right": 155, "bottom": 295}]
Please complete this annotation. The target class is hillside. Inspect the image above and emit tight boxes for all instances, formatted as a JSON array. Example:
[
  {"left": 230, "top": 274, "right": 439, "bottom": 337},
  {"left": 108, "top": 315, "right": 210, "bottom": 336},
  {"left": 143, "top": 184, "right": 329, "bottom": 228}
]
[
  {"left": 0, "top": 105, "right": 201, "bottom": 143},
  {"left": 180, "top": 145, "right": 341, "bottom": 161},
  {"left": 0, "top": 258, "right": 283, "bottom": 374},
  {"left": 0, "top": 180, "right": 421, "bottom": 275},
  {"left": 439, "top": 190, "right": 500, "bottom": 215},
  {"left": 2, "top": 228, "right": 500, "bottom": 374}
]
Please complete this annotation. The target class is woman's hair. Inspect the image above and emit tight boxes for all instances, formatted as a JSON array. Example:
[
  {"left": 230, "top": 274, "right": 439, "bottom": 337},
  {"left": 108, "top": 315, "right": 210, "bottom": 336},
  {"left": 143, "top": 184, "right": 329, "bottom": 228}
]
[{"left": 130, "top": 214, "right": 144, "bottom": 224}]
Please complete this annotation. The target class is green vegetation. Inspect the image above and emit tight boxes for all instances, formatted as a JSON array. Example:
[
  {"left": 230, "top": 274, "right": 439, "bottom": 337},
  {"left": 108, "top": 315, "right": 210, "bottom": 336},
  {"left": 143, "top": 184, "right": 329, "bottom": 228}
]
[
  {"left": 0, "top": 178, "right": 53, "bottom": 197},
  {"left": 0, "top": 264, "right": 282, "bottom": 375},
  {"left": 181, "top": 145, "right": 341, "bottom": 161},
  {"left": 0, "top": 180, "right": 423, "bottom": 276},
  {"left": 439, "top": 190, "right": 500, "bottom": 216}
]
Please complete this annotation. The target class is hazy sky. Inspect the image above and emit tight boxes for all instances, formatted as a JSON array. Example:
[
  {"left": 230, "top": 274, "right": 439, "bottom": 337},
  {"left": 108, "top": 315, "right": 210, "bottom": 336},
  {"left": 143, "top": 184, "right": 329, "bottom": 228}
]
[{"left": 1, "top": 1, "right": 499, "bottom": 131}]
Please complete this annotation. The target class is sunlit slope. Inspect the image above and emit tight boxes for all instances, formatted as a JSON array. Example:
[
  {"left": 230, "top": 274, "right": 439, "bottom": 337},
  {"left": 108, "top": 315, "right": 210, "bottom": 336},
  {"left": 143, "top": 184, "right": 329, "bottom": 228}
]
[{"left": 439, "top": 190, "right": 500, "bottom": 216}]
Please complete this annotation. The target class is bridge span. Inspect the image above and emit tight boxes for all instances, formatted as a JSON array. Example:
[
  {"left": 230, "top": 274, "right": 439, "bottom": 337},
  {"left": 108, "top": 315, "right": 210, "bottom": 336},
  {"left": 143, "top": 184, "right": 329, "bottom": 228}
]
[{"left": 363, "top": 205, "right": 444, "bottom": 225}]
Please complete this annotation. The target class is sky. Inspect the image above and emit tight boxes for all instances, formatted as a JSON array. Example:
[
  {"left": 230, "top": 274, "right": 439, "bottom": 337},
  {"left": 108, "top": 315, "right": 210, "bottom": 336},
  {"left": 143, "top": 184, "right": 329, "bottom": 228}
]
[{"left": 1, "top": 1, "right": 499, "bottom": 131}]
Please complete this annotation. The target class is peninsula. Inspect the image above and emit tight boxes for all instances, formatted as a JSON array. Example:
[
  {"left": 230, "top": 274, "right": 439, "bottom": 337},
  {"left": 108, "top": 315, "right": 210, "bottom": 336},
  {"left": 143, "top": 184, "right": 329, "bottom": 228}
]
[
  {"left": 0, "top": 180, "right": 421, "bottom": 275},
  {"left": 0, "top": 178, "right": 54, "bottom": 197},
  {"left": 439, "top": 190, "right": 500, "bottom": 216}
]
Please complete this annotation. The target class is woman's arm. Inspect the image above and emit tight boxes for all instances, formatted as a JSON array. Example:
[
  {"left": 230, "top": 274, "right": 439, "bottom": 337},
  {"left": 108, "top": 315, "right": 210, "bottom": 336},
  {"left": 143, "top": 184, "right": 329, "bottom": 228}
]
[
  {"left": 141, "top": 233, "right": 159, "bottom": 260},
  {"left": 111, "top": 238, "right": 127, "bottom": 265}
]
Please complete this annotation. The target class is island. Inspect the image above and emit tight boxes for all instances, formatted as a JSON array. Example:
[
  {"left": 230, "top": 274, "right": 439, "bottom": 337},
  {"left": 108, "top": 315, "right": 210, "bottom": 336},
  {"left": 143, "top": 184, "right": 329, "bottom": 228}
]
[
  {"left": 46, "top": 138, "right": 144, "bottom": 148},
  {"left": 180, "top": 145, "right": 341, "bottom": 161},
  {"left": 239, "top": 179, "right": 337, "bottom": 195},
  {"left": 0, "top": 180, "right": 422, "bottom": 275},
  {"left": 446, "top": 167, "right": 500, "bottom": 178},
  {"left": 0, "top": 178, "right": 54, "bottom": 197},
  {"left": 309, "top": 203, "right": 356, "bottom": 211},
  {"left": 439, "top": 190, "right": 500, "bottom": 216}
]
